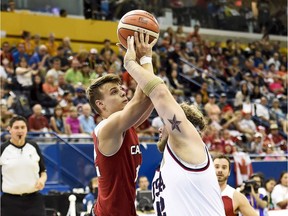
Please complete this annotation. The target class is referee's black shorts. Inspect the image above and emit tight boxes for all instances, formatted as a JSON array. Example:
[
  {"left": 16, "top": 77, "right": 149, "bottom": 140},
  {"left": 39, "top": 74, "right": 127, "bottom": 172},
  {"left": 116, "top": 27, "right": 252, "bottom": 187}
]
[{"left": 1, "top": 192, "right": 46, "bottom": 216}]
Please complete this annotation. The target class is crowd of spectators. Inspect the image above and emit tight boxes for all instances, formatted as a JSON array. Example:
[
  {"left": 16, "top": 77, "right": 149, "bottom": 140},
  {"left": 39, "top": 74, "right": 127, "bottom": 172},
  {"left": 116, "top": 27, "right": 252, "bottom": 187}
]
[{"left": 0, "top": 21, "right": 287, "bottom": 159}]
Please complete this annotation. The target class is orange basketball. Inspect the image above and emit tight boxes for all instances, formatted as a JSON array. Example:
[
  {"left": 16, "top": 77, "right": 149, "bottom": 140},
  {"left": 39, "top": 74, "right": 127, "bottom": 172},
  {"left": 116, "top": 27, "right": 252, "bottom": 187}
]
[{"left": 117, "top": 10, "right": 160, "bottom": 49}]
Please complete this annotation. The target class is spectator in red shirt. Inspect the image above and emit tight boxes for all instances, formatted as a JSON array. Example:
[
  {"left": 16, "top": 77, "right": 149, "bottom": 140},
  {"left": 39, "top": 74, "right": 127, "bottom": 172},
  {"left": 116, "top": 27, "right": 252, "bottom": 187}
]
[{"left": 28, "top": 104, "right": 50, "bottom": 133}]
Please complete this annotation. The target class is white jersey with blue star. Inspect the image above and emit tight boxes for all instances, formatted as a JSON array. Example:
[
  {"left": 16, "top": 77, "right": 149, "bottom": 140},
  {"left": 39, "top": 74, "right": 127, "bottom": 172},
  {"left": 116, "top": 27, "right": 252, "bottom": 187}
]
[{"left": 152, "top": 143, "right": 225, "bottom": 216}]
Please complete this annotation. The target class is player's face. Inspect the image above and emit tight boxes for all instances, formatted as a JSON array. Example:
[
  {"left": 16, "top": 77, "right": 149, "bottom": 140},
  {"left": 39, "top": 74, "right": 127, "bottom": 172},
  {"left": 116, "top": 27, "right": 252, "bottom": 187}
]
[
  {"left": 9, "top": 120, "right": 27, "bottom": 142},
  {"left": 99, "top": 82, "right": 128, "bottom": 114},
  {"left": 214, "top": 158, "right": 230, "bottom": 184},
  {"left": 157, "top": 126, "right": 168, "bottom": 153}
]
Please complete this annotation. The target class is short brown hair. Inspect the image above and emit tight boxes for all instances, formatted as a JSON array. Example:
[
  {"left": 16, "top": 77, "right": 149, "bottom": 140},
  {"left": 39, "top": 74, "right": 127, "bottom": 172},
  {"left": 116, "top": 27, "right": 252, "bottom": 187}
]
[
  {"left": 180, "top": 103, "right": 206, "bottom": 133},
  {"left": 86, "top": 74, "right": 121, "bottom": 114},
  {"left": 213, "top": 154, "right": 231, "bottom": 171},
  {"left": 9, "top": 115, "right": 28, "bottom": 128}
]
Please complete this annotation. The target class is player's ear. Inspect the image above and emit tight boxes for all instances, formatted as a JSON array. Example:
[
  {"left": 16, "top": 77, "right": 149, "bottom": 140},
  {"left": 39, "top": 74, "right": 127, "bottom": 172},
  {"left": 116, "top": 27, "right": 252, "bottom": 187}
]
[{"left": 95, "top": 100, "right": 104, "bottom": 111}]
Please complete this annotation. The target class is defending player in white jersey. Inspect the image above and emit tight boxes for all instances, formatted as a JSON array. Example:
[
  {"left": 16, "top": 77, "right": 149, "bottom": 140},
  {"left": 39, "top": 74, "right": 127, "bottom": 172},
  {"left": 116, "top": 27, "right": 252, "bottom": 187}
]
[{"left": 123, "top": 32, "right": 225, "bottom": 216}]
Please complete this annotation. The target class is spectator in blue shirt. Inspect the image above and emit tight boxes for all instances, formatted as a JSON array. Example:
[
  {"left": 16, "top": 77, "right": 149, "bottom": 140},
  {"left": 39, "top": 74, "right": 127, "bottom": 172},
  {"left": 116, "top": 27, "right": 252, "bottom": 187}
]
[
  {"left": 78, "top": 103, "right": 96, "bottom": 135},
  {"left": 12, "top": 43, "right": 30, "bottom": 66}
]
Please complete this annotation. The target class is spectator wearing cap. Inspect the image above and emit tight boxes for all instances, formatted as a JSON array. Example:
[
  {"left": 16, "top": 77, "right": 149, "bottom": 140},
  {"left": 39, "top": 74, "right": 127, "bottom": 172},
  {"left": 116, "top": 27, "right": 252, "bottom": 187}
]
[
  {"left": 267, "top": 123, "right": 287, "bottom": 152},
  {"left": 73, "top": 87, "right": 88, "bottom": 106},
  {"left": 78, "top": 103, "right": 96, "bottom": 135},
  {"left": 217, "top": 93, "right": 230, "bottom": 111},
  {"left": 65, "top": 59, "right": 83, "bottom": 87},
  {"left": 250, "top": 132, "right": 264, "bottom": 155},
  {"left": 204, "top": 93, "right": 221, "bottom": 122},
  {"left": 100, "top": 39, "right": 114, "bottom": 56},
  {"left": 88, "top": 48, "right": 102, "bottom": 70}
]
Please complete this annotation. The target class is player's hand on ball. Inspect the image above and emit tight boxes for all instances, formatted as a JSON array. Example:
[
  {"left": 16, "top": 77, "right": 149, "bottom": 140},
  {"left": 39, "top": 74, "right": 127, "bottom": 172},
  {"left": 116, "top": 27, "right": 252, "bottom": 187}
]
[
  {"left": 124, "top": 36, "right": 136, "bottom": 67},
  {"left": 135, "top": 31, "right": 157, "bottom": 58}
]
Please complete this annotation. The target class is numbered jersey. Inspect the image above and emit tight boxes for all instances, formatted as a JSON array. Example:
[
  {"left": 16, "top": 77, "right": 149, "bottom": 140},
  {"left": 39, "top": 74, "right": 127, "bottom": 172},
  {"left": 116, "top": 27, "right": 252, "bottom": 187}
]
[
  {"left": 92, "top": 120, "right": 142, "bottom": 216},
  {"left": 152, "top": 143, "right": 225, "bottom": 216}
]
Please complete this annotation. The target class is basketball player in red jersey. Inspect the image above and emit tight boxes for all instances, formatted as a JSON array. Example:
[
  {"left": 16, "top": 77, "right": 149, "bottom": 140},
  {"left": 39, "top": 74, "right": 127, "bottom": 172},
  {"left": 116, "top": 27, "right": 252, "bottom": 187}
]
[
  {"left": 214, "top": 155, "right": 258, "bottom": 216},
  {"left": 86, "top": 35, "right": 157, "bottom": 215}
]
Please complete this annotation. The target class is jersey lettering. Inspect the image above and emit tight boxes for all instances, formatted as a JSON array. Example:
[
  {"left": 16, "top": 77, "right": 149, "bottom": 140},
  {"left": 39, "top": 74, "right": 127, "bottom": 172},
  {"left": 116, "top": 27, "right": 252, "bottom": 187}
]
[
  {"left": 152, "top": 172, "right": 166, "bottom": 215},
  {"left": 131, "top": 145, "right": 141, "bottom": 155}
]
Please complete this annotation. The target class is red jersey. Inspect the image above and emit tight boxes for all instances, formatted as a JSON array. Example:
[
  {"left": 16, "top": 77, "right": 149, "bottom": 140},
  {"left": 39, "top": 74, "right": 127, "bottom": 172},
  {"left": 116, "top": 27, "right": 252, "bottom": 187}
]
[
  {"left": 222, "top": 185, "right": 237, "bottom": 216},
  {"left": 93, "top": 120, "right": 142, "bottom": 216}
]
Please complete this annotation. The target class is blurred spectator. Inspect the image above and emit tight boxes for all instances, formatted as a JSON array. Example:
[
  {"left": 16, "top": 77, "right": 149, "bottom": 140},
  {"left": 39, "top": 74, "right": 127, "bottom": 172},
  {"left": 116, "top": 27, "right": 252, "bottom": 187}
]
[
  {"left": 59, "top": 91, "right": 73, "bottom": 116},
  {"left": 1, "top": 42, "right": 14, "bottom": 68},
  {"left": 249, "top": 132, "right": 264, "bottom": 154},
  {"left": 268, "top": 76, "right": 285, "bottom": 96},
  {"left": 58, "top": 73, "right": 75, "bottom": 94},
  {"left": 12, "top": 43, "right": 29, "bottom": 66},
  {"left": 20, "top": 31, "right": 35, "bottom": 56},
  {"left": 59, "top": 8, "right": 67, "bottom": 17},
  {"left": 83, "top": 177, "right": 99, "bottom": 213},
  {"left": 217, "top": 93, "right": 231, "bottom": 111},
  {"left": 50, "top": 46, "right": 70, "bottom": 72},
  {"left": 28, "top": 44, "right": 50, "bottom": 73},
  {"left": 0, "top": 103, "right": 14, "bottom": 131},
  {"left": 192, "top": 93, "right": 204, "bottom": 112},
  {"left": 61, "top": 37, "right": 73, "bottom": 57},
  {"left": 15, "top": 57, "right": 38, "bottom": 92},
  {"left": 250, "top": 85, "right": 263, "bottom": 101},
  {"left": 50, "top": 105, "right": 68, "bottom": 135},
  {"left": 253, "top": 96, "right": 270, "bottom": 123},
  {"left": 28, "top": 104, "right": 50, "bottom": 133},
  {"left": 270, "top": 98, "right": 285, "bottom": 121},
  {"left": 66, "top": 106, "right": 84, "bottom": 135},
  {"left": 47, "top": 58, "right": 64, "bottom": 84},
  {"left": 271, "top": 171, "right": 288, "bottom": 210},
  {"left": 78, "top": 103, "right": 96, "bottom": 135},
  {"left": 262, "top": 178, "right": 277, "bottom": 210},
  {"left": 73, "top": 87, "right": 88, "bottom": 106},
  {"left": 267, "top": 123, "right": 287, "bottom": 152},
  {"left": 81, "top": 63, "right": 93, "bottom": 88},
  {"left": 87, "top": 48, "right": 101, "bottom": 70},
  {"left": 198, "top": 82, "right": 209, "bottom": 104},
  {"left": 42, "top": 74, "right": 60, "bottom": 101},
  {"left": 204, "top": 93, "right": 221, "bottom": 122},
  {"left": 65, "top": 59, "right": 83, "bottom": 87},
  {"left": 77, "top": 50, "right": 89, "bottom": 66},
  {"left": 187, "top": 24, "right": 201, "bottom": 44},
  {"left": 175, "top": 25, "right": 186, "bottom": 43},
  {"left": 100, "top": 39, "right": 114, "bottom": 56},
  {"left": 168, "top": 69, "right": 184, "bottom": 93},
  {"left": 45, "top": 33, "right": 59, "bottom": 57},
  {"left": 267, "top": 52, "right": 281, "bottom": 70},
  {"left": 238, "top": 111, "right": 257, "bottom": 141},
  {"left": 32, "top": 34, "right": 41, "bottom": 53},
  {"left": 234, "top": 81, "right": 251, "bottom": 109}
]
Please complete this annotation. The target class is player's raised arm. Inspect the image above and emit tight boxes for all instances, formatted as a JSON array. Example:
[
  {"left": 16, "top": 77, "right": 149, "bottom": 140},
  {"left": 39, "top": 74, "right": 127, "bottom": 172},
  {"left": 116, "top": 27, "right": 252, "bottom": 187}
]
[{"left": 124, "top": 35, "right": 206, "bottom": 165}]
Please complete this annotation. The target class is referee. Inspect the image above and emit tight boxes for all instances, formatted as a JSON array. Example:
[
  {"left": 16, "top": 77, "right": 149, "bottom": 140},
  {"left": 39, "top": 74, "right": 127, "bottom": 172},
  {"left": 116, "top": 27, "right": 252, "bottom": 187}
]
[{"left": 0, "top": 116, "right": 47, "bottom": 216}]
